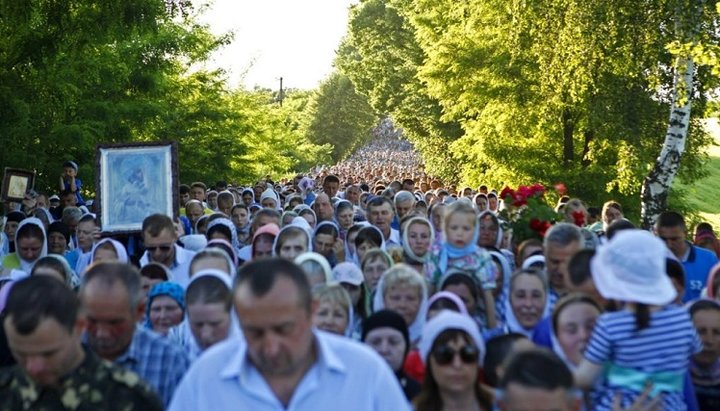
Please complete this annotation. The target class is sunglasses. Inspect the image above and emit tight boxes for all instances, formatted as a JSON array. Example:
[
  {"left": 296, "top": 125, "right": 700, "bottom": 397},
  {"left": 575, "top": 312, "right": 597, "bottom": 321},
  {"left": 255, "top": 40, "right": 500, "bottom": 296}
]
[
  {"left": 432, "top": 344, "right": 479, "bottom": 366},
  {"left": 145, "top": 245, "right": 173, "bottom": 253}
]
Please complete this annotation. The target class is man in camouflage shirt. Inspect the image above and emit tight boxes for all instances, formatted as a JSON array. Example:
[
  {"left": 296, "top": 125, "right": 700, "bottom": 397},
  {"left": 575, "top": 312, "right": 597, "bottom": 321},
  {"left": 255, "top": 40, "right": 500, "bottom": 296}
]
[{"left": 0, "top": 276, "right": 162, "bottom": 410}]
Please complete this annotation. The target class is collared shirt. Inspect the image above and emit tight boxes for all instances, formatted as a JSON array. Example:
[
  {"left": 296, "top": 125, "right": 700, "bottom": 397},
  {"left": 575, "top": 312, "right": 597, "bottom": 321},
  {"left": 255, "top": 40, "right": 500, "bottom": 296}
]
[
  {"left": 114, "top": 326, "right": 190, "bottom": 407},
  {"left": 140, "top": 244, "right": 196, "bottom": 288},
  {"left": 386, "top": 228, "right": 401, "bottom": 247},
  {"left": 680, "top": 241, "right": 719, "bottom": 302},
  {"left": 168, "top": 330, "right": 411, "bottom": 411},
  {"left": 0, "top": 346, "right": 163, "bottom": 411}
]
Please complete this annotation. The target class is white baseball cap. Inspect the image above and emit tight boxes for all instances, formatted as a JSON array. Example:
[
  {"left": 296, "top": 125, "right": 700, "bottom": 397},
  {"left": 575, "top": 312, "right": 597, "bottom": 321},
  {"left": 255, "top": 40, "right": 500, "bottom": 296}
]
[
  {"left": 332, "top": 262, "right": 364, "bottom": 286},
  {"left": 591, "top": 229, "right": 676, "bottom": 305}
]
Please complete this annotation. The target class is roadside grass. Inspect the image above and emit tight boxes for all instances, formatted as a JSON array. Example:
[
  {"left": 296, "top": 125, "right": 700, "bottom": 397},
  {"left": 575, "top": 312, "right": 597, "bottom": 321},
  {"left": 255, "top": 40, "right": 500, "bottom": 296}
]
[{"left": 674, "top": 118, "right": 720, "bottom": 230}]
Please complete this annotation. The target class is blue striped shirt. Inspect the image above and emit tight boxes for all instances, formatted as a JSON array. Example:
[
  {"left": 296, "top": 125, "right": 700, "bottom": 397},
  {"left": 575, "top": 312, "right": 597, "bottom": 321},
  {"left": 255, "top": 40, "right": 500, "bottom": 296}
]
[{"left": 585, "top": 305, "right": 702, "bottom": 410}]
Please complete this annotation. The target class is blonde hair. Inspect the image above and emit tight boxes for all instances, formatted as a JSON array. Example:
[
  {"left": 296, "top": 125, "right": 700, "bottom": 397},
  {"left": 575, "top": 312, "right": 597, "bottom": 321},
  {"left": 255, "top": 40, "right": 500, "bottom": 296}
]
[
  {"left": 442, "top": 201, "right": 477, "bottom": 233},
  {"left": 361, "top": 248, "right": 394, "bottom": 271},
  {"left": 386, "top": 245, "right": 405, "bottom": 264},
  {"left": 381, "top": 263, "right": 426, "bottom": 300},
  {"left": 312, "top": 283, "right": 351, "bottom": 313}
]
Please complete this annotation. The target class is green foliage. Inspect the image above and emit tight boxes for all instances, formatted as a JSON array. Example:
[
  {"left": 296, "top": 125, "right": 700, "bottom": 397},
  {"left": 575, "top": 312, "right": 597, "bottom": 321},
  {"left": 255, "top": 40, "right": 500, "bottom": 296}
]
[
  {"left": 339, "top": 0, "right": 716, "bottom": 215},
  {"left": 0, "top": 0, "right": 329, "bottom": 196},
  {"left": 497, "top": 184, "right": 564, "bottom": 244},
  {"left": 304, "top": 71, "right": 377, "bottom": 162},
  {"left": 235, "top": 89, "right": 332, "bottom": 182},
  {"left": 336, "top": 0, "right": 462, "bottom": 182}
]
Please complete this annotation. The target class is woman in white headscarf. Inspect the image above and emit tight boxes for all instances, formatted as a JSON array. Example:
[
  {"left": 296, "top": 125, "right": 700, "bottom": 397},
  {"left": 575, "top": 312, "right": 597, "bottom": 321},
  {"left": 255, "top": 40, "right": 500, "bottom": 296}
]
[
  {"left": 489, "top": 268, "right": 551, "bottom": 339},
  {"left": 89, "top": 238, "right": 129, "bottom": 264},
  {"left": 401, "top": 216, "right": 434, "bottom": 273},
  {"left": 206, "top": 217, "right": 242, "bottom": 255},
  {"left": 1, "top": 217, "right": 47, "bottom": 277},
  {"left": 373, "top": 263, "right": 429, "bottom": 345}
]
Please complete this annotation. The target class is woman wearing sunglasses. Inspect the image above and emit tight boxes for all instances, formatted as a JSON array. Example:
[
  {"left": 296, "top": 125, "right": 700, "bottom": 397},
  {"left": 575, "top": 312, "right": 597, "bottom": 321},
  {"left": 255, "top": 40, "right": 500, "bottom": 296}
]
[{"left": 414, "top": 310, "right": 491, "bottom": 411}]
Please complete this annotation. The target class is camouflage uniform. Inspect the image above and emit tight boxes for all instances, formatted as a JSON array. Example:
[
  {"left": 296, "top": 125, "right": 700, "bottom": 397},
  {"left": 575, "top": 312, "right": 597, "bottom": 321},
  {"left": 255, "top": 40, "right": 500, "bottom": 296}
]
[{"left": 0, "top": 347, "right": 163, "bottom": 411}]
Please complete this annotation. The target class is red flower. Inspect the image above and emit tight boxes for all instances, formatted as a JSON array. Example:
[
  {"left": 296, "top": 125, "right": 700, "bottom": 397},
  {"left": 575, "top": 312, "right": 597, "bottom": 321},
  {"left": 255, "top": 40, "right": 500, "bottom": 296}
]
[
  {"left": 539, "top": 221, "right": 552, "bottom": 237},
  {"left": 529, "top": 218, "right": 543, "bottom": 231},
  {"left": 529, "top": 183, "right": 545, "bottom": 196},
  {"left": 500, "top": 186, "right": 515, "bottom": 201},
  {"left": 529, "top": 218, "right": 553, "bottom": 237},
  {"left": 554, "top": 183, "right": 567, "bottom": 196},
  {"left": 512, "top": 192, "right": 527, "bottom": 207},
  {"left": 517, "top": 185, "right": 533, "bottom": 200},
  {"left": 571, "top": 211, "right": 586, "bottom": 227}
]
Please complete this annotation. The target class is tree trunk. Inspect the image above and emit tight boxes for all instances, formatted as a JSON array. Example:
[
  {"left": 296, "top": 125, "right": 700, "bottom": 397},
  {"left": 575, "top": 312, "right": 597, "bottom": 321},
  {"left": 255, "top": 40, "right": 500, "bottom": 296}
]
[
  {"left": 640, "top": 57, "right": 694, "bottom": 229},
  {"left": 562, "top": 109, "right": 574, "bottom": 166}
]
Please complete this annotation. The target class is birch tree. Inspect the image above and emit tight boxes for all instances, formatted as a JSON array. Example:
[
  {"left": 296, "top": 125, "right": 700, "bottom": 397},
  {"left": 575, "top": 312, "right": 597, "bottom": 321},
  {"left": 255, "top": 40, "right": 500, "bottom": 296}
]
[
  {"left": 640, "top": 57, "right": 695, "bottom": 228},
  {"left": 641, "top": 0, "right": 719, "bottom": 228},
  {"left": 339, "top": 0, "right": 713, "bottom": 215}
]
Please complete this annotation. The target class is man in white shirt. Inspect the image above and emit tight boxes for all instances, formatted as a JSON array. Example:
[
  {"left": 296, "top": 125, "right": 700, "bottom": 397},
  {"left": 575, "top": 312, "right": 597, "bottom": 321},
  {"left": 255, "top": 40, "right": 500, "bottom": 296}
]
[
  {"left": 139, "top": 214, "right": 196, "bottom": 288},
  {"left": 169, "top": 258, "right": 410, "bottom": 411},
  {"left": 367, "top": 196, "right": 401, "bottom": 247}
]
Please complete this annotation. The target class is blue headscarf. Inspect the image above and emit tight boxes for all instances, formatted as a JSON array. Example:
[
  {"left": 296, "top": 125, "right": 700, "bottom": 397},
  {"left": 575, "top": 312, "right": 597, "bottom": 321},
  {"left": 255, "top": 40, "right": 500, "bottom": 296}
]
[
  {"left": 145, "top": 282, "right": 185, "bottom": 329},
  {"left": 437, "top": 210, "right": 480, "bottom": 275}
]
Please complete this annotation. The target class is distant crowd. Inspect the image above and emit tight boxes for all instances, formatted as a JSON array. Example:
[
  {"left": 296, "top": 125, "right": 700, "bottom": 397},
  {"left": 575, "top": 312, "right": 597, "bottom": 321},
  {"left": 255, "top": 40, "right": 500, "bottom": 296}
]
[{"left": 0, "top": 140, "right": 719, "bottom": 410}]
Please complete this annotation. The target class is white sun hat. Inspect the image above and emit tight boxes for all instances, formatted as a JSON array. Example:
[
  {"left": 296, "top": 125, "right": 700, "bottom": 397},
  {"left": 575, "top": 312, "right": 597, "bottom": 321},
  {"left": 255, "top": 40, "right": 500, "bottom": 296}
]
[{"left": 590, "top": 229, "right": 676, "bottom": 305}]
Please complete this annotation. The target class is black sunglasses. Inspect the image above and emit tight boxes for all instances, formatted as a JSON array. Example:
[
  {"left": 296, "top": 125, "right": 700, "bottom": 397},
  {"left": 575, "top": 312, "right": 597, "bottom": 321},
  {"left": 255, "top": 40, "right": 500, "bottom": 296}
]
[
  {"left": 432, "top": 344, "right": 478, "bottom": 366},
  {"left": 145, "top": 245, "right": 173, "bottom": 253}
]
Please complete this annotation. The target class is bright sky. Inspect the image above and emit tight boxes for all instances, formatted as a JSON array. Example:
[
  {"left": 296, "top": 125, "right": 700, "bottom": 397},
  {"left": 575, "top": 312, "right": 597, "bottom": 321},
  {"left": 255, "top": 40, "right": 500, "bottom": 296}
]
[{"left": 197, "top": 0, "right": 358, "bottom": 90}]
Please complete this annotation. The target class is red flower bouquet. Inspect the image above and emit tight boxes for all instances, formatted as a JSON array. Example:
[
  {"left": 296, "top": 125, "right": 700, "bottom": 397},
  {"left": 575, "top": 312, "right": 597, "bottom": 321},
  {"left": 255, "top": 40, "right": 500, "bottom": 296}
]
[{"left": 499, "top": 184, "right": 562, "bottom": 244}]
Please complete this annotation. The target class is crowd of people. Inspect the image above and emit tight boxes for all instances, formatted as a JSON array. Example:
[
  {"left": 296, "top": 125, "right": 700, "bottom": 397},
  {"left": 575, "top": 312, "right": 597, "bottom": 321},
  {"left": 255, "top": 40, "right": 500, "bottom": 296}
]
[{"left": 0, "top": 142, "right": 719, "bottom": 410}]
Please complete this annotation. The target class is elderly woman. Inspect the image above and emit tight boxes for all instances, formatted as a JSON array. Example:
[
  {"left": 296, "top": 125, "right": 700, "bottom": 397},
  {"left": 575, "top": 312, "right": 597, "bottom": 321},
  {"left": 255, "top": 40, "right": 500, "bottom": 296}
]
[
  {"left": 373, "top": 263, "right": 428, "bottom": 345},
  {"left": 335, "top": 200, "right": 355, "bottom": 240},
  {"left": 363, "top": 310, "right": 421, "bottom": 401},
  {"left": 312, "top": 283, "right": 353, "bottom": 337},
  {"left": 414, "top": 310, "right": 491, "bottom": 411},
  {"left": 146, "top": 282, "right": 185, "bottom": 336}
]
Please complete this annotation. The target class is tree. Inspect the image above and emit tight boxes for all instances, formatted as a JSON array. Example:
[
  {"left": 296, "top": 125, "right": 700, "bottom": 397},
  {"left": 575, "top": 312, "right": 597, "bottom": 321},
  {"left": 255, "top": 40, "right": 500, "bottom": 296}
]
[
  {"left": 304, "top": 71, "right": 377, "bottom": 162},
  {"left": 642, "top": 0, "right": 720, "bottom": 227},
  {"left": 343, "top": 0, "right": 714, "bottom": 216},
  {"left": 0, "top": 0, "right": 330, "bottom": 196},
  {"left": 336, "top": 0, "right": 462, "bottom": 181}
]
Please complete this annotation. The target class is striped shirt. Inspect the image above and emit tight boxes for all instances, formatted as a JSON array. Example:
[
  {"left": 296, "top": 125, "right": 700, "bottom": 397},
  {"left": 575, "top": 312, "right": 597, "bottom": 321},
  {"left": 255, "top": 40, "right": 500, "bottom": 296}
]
[{"left": 585, "top": 305, "right": 702, "bottom": 411}]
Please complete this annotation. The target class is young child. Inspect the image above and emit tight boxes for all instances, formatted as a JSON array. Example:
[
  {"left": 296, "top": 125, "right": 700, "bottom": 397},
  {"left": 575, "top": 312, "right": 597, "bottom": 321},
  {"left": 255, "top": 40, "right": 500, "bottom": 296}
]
[
  {"left": 575, "top": 229, "right": 702, "bottom": 410},
  {"left": 425, "top": 201, "right": 497, "bottom": 329},
  {"left": 58, "top": 160, "right": 85, "bottom": 206}
]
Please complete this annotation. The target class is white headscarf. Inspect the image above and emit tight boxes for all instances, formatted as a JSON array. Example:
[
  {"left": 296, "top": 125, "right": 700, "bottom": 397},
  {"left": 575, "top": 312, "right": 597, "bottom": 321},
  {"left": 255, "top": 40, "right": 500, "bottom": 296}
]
[
  {"left": 90, "top": 238, "right": 129, "bottom": 264},
  {"left": 15, "top": 217, "right": 48, "bottom": 273},
  {"left": 206, "top": 217, "right": 241, "bottom": 252},
  {"left": 502, "top": 272, "right": 552, "bottom": 337},
  {"left": 401, "top": 216, "right": 435, "bottom": 264},
  {"left": 260, "top": 188, "right": 281, "bottom": 210},
  {"left": 372, "top": 266, "right": 429, "bottom": 345},
  {"left": 272, "top": 224, "right": 312, "bottom": 257}
]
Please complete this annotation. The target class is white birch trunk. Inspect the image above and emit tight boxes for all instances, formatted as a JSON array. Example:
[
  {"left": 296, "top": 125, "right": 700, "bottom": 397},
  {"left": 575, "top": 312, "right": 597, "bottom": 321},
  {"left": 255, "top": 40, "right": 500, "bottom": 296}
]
[{"left": 640, "top": 57, "right": 694, "bottom": 229}]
